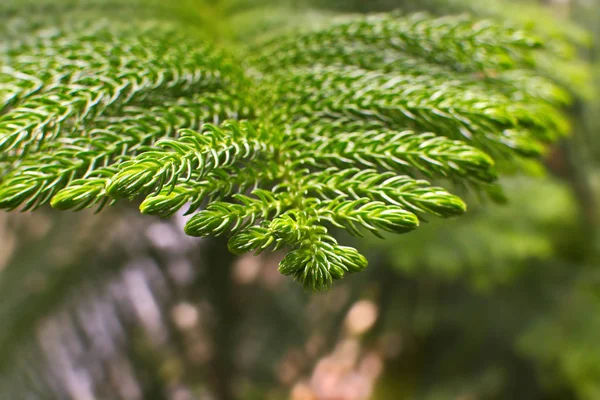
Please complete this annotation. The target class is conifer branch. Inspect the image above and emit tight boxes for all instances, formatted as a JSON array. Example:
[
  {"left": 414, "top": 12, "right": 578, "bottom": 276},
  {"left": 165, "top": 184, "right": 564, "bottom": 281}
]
[
  {"left": 270, "top": 66, "right": 567, "bottom": 155},
  {"left": 106, "top": 121, "right": 271, "bottom": 198},
  {"left": 301, "top": 168, "right": 466, "bottom": 218},
  {"left": 254, "top": 13, "right": 543, "bottom": 73},
  {"left": 0, "top": 93, "right": 244, "bottom": 210},
  {"left": 0, "top": 22, "right": 235, "bottom": 155},
  {"left": 0, "top": 4, "right": 573, "bottom": 289},
  {"left": 290, "top": 130, "right": 497, "bottom": 183}
]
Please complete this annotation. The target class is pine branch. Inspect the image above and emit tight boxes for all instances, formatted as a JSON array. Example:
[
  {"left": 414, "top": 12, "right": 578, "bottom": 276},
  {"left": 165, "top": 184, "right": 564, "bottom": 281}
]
[
  {"left": 251, "top": 40, "right": 569, "bottom": 106},
  {"left": 185, "top": 190, "right": 294, "bottom": 237},
  {"left": 0, "top": 93, "right": 244, "bottom": 210},
  {"left": 228, "top": 211, "right": 368, "bottom": 290},
  {"left": 300, "top": 168, "right": 467, "bottom": 218},
  {"left": 253, "top": 13, "right": 543, "bottom": 74},
  {"left": 0, "top": 5, "right": 573, "bottom": 289},
  {"left": 269, "top": 66, "right": 567, "bottom": 156},
  {"left": 0, "top": 22, "right": 235, "bottom": 155},
  {"left": 313, "top": 198, "right": 419, "bottom": 238},
  {"left": 291, "top": 130, "right": 497, "bottom": 183},
  {"left": 140, "top": 161, "right": 280, "bottom": 218},
  {"left": 106, "top": 121, "right": 271, "bottom": 198}
]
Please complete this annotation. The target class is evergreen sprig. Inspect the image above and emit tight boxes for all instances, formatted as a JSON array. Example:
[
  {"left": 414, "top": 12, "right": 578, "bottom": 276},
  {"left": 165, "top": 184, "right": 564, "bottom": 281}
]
[
  {"left": 301, "top": 168, "right": 466, "bottom": 218},
  {"left": 0, "top": 3, "right": 573, "bottom": 289}
]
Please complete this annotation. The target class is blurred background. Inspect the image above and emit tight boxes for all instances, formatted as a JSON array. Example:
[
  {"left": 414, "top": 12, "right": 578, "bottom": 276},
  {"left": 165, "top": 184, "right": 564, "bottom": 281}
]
[{"left": 0, "top": 0, "right": 599, "bottom": 399}]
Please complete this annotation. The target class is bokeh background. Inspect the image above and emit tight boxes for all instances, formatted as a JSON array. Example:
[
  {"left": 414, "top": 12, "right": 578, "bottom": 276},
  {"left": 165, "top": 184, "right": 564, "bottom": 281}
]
[{"left": 0, "top": 0, "right": 599, "bottom": 399}]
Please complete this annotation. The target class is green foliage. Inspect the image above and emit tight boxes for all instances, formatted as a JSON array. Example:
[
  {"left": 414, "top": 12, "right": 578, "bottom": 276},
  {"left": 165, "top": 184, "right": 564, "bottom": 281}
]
[
  {"left": 0, "top": 1, "right": 574, "bottom": 289},
  {"left": 365, "top": 176, "right": 581, "bottom": 289}
]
